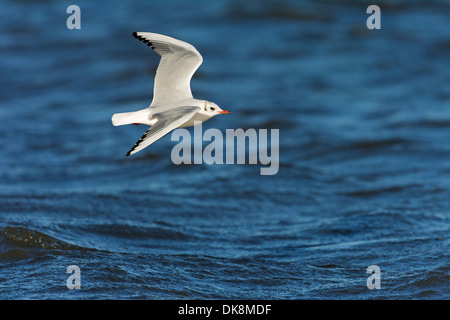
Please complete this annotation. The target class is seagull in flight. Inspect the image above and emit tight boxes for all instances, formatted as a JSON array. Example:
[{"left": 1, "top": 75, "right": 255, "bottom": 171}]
[{"left": 111, "top": 32, "right": 231, "bottom": 156}]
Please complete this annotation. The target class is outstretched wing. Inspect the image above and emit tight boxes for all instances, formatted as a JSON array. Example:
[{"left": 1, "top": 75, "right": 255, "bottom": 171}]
[
  {"left": 133, "top": 32, "right": 203, "bottom": 106},
  {"left": 126, "top": 106, "right": 200, "bottom": 156}
]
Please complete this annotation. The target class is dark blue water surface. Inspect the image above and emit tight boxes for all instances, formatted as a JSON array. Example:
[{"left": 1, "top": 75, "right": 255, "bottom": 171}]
[{"left": 1, "top": 0, "right": 449, "bottom": 299}]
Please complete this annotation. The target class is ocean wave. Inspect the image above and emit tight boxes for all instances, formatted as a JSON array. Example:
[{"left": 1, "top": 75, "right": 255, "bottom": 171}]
[
  {"left": 1, "top": 226, "right": 74, "bottom": 250},
  {"left": 73, "top": 222, "right": 194, "bottom": 241},
  {"left": 0, "top": 226, "right": 96, "bottom": 259},
  {"left": 226, "top": 0, "right": 333, "bottom": 22}
]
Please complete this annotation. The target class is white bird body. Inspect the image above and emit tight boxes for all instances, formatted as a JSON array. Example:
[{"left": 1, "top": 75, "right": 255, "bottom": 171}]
[
  {"left": 111, "top": 99, "right": 214, "bottom": 127},
  {"left": 111, "top": 32, "right": 231, "bottom": 156}
]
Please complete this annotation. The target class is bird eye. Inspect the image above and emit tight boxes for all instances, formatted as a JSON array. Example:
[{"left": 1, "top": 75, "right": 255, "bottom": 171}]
[{"left": 210, "top": 107, "right": 215, "bottom": 111}]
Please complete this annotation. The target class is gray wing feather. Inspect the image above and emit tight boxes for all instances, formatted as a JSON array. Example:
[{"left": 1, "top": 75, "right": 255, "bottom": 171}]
[
  {"left": 126, "top": 106, "right": 200, "bottom": 156},
  {"left": 132, "top": 32, "right": 203, "bottom": 105}
]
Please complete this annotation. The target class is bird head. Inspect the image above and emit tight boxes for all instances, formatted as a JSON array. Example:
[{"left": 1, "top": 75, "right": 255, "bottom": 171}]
[{"left": 204, "top": 101, "right": 231, "bottom": 117}]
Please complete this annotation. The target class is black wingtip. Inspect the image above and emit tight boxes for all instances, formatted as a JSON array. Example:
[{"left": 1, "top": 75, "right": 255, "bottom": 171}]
[{"left": 132, "top": 32, "right": 153, "bottom": 48}]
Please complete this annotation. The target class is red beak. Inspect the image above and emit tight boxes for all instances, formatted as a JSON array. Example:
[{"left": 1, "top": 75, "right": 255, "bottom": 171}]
[{"left": 219, "top": 110, "right": 232, "bottom": 114}]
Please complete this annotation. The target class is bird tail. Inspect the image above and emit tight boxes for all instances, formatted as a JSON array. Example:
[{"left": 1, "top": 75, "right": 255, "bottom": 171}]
[{"left": 111, "top": 109, "right": 149, "bottom": 126}]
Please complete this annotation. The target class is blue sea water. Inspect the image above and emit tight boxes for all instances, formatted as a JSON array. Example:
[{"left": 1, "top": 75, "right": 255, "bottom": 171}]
[{"left": 0, "top": 0, "right": 449, "bottom": 299}]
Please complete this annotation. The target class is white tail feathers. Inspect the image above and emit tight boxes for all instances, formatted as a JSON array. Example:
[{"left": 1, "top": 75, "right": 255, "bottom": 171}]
[{"left": 111, "top": 109, "right": 151, "bottom": 126}]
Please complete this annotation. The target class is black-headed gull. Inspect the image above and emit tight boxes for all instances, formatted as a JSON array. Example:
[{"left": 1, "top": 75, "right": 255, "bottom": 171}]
[{"left": 112, "top": 32, "right": 231, "bottom": 156}]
